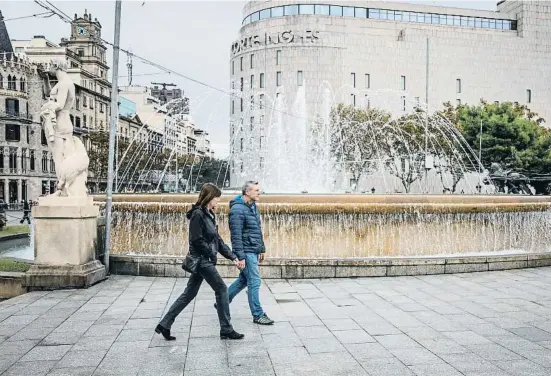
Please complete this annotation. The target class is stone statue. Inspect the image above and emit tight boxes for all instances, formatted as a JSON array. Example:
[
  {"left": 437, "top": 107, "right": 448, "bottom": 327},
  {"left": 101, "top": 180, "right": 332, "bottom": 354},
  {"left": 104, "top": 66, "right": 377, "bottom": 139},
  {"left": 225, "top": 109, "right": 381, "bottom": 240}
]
[{"left": 40, "top": 62, "right": 89, "bottom": 197}]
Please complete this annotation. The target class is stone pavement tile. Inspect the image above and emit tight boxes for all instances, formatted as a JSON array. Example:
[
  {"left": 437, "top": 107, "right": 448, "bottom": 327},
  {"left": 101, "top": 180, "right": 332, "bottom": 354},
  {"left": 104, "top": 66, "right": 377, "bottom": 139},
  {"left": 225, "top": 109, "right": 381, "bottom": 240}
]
[
  {"left": 289, "top": 315, "right": 324, "bottom": 327},
  {"left": 0, "top": 338, "right": 40, "bottom": 355},
  {"left": 66, "top": 310, "right": 104, "bottom": 322},
  {"left": 19, "top": 345, "right": 72, "bottom": 362},
  {"left": 345, "top": 342, "right": 395, "bottom": 360},
  {"left": 466, "top": 323, "right": 514, "bottom": 337},
  {"left": 47, "top": 366, "right": 96, "bottom": 376},
  {"left": 408, "top": 363, "right": 463, "bottom": 376},
  {"left": 266, "top": 346, "right": 310, "bottom": 365},
  {"left": 333, "top": 329, "right": 375, "bottom": 344},
  {"left": 388, "top": 347, "right": 442, "bottom": 366},
  {"left": 56, "top": 349, "right": 108, "bottom": 368},
  {"left": 72, "top": 335, "right": 116, "bottom": 351},
  {"left": 84, "top": 324, "right": 124, "bottom": 337},
  {"left": 396, "top": 303, "right": 430, "bottom": 312},
  {"left": 520, "top": 348, "right": 551, "bottom": 367},
  {"left": 484, "top": 316, "right": 526, "bottom": 329},
  {"left": 3, "top": 360, "right": 57, "bottom": 376},
  {"left": 0, "top": 353, "right": 22, "bottom": 374},
  {"left": 33, "top": 314, "right": 72, "bottom": 328},
  {"left": 94, "top": 314, "right": 132, "bottom": 326},
  {"left": 150, "top": 330, "right": 189, "bottom": 347},
  {"left": 7, "top": 325, "right": 55, "bottom": 342},
  {"left": 402, "top": 326, "right": 443, "bottom": 340},
  {"left": 258, "top": 321, "right": 294, "bottom": 335},
  {"left": 414, "top": 337, "right": 468, "bottom": 354},
  {"left": 2, "top": 314, "right": 39, "bottom": 326},
  {"left": 509, "top": 326, "right": 551, "bottom": 341},
  {"left": 189, "top": 324, "right": 220, "bottom": 338},
  {"left": 495, "top": 360, "right": 551, "bottom": 376},
  {"left": 124, "top": 318, "right": 159, "bottom": 330},
  {"left": 40, "top": 331, "right": 83, "bottom": 346},
  {"left": 134, "top": 347, "right": 186, "bottom": 376},
  {"left": 184, "top": 351, "right": 228, "bottom": 370},
  {"left": 54, "top": 320, "right": 96, "bottom": 334},
  {"left": 375, "top": 334, "right": 421, "bottom": 350},
  {"left": 302, "top": 337, "right": 345, "bottom": 354},
  {"left": 187, "top": 337, "right": 226, "bottom": 353},
  {"left": 439, "top": 353, "right": 505, "bottom": 374},
  {"left": 322, "top": 318, "right": 361, "bottom": 331},
  {"left": 442, "top": 330, "right": 492, "bottom": 345},
  {"left": 466, "top": 343, "right": 524, "bottom": 361},
  {"left": 355, "top": 320, "right": 401, "bottom": 336},
  {"left": 0, "top": 323, "right": 25, "bottom": 337},
  {"left": 488, "top": 335, "right": 546, "bottom": 355},
  {"left": 262, "top": 333, "right": 303, "bottom": 349},
  {"left": 230, "top": 353, "right": 273, "bottom": 368},
  {"left": 115, "top": 329, "right": 154, "bottom": 342},
  {"left": 358, "top": 358, "right": 415, "bottom": 376},
  {"left": 294, "top": 325, "right": 333, "bottom": 339}
]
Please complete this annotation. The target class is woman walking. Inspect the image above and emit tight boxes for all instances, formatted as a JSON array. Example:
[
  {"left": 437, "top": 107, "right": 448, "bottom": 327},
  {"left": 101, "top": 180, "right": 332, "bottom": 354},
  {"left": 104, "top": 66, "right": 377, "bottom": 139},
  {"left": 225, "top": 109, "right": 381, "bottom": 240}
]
[{"left": 155, "top": 183, "right": 244, "bottom": 341}]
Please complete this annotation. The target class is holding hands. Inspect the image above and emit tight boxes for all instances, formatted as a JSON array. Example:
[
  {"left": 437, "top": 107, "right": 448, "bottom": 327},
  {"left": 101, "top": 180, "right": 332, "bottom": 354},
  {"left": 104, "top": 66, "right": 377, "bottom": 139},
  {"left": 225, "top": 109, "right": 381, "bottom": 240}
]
[{"left": 233, "top": 259, "right": 246, "bottom": 270}]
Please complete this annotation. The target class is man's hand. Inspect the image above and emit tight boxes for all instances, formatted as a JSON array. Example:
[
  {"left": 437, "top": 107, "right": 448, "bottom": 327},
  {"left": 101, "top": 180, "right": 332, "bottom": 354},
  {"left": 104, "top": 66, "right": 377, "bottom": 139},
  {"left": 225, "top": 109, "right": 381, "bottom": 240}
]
[
  {"left": 236, "top": 259, "right": 246, "bottom": 270},
  {"left": 259, "top": 253, "right": 265, "bottom": 263}
]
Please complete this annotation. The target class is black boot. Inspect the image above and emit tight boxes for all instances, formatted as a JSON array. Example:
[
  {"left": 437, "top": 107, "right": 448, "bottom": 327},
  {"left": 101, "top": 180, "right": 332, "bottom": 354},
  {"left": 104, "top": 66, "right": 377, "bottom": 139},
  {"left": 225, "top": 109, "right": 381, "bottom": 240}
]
[
  {"left": 220, "top": 330, "right": 244, "bottom": 340},
  {"left": 155, "top": 324, "right": 176, "bottom": 341}
]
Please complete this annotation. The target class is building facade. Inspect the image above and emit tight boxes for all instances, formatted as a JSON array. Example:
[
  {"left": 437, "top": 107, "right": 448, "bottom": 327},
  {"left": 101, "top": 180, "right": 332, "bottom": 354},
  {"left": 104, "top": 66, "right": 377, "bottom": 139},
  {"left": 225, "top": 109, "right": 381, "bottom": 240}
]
[{"left": 229, "top": 0, "right": 551, "bottom": 189}]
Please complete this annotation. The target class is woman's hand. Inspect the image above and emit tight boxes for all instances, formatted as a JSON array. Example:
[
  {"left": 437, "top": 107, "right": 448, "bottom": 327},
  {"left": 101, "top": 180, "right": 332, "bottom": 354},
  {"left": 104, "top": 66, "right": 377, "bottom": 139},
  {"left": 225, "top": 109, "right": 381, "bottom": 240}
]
[{"left": 234, "top": 259, "right": 245, "bottom": 270}]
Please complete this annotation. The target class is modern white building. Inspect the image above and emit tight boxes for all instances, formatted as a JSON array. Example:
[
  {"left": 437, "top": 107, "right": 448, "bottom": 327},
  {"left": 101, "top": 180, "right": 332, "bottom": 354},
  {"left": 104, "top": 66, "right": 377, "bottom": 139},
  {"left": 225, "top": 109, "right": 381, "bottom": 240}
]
[{"left": 229, "top": 0, "right": 551, "bottom": 191}]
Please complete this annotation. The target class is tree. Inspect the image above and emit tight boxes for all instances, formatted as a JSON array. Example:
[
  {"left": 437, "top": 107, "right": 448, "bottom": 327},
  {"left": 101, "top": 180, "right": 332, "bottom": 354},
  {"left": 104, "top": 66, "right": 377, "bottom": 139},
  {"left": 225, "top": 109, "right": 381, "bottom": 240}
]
[
  {"left": 330, "top": 104, "right": 389, "bottom": 191},
  {"left": 180, "top": 157, "right": 230, "bottom": 192},
  {"left": 440, "top": 100, "right": 551, "bottom": 175}
]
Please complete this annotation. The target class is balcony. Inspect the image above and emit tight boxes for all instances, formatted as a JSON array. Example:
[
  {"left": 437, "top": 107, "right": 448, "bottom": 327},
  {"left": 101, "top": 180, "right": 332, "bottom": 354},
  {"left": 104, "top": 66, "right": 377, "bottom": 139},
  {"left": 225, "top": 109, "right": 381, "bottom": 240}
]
[{"left": 0, "top": 110, "right": 32, "bottom": 123}]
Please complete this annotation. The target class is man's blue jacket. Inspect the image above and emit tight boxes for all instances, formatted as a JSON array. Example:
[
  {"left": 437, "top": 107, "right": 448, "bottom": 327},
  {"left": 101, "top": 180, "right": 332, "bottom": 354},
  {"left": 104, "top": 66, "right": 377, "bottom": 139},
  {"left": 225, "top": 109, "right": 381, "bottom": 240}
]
[{"left": 228, "top": 195, "right": 265, "bottom": 260}]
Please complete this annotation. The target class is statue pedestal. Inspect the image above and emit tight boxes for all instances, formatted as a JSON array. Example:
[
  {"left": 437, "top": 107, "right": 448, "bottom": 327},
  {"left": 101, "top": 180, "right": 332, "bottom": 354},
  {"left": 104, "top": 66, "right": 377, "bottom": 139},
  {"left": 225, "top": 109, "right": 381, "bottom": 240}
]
[{"left": 23, "top": 196, "right": 107, "bottom": 290}]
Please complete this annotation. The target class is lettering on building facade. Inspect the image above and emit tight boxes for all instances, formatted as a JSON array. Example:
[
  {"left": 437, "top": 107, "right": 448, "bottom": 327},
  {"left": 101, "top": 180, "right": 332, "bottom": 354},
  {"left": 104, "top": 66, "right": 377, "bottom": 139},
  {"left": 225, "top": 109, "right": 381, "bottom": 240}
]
[{"left": 231, "top": 30, "right": 319, "bottom": 55}]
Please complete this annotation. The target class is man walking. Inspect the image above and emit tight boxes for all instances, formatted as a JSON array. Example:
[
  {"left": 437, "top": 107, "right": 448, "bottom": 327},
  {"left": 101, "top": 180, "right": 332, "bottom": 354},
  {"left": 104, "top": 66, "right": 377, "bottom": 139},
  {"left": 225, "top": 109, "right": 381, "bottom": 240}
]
[
  {"left": 226, "top": 181, "right": 274, "bottom": 325},
  {"left": 19, "top": 200, "right": 31, "bottom": 224}
]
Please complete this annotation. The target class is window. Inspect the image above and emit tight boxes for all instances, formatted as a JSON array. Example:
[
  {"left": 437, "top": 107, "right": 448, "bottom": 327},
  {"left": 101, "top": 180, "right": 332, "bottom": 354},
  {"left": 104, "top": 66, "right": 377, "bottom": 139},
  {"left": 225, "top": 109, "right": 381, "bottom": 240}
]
[
  {"left": 351, "top": 73, "right": 356, "bottom": 88},
  {"left": 457, "top": 99, "right": 462, "bottom": 106},
  {"left": 250, "top": 75, "right": 254, "bottom": 89},
  {"left": 240, "top": 57, "right": 243, "bottom": 71},
  {"left": 50, "top": 156, "right": 55, "bottom": 173},
  {"left": 0, "top": 149, "right": 3, "bottom": 170},
  {"left": 19, "top": 78, "right": 25, "bottom": 92},
  {"left": 90, "top": 116, "right": 94, "bottom": 127},
  {"left": 240, "top": 77, "right": 243, "bottom": 91},
  {"left": 250, "top": 54, "right": 254, "bottom": 69},
  {"left": 5, "top": 124, "right": 20, "bottom": 142},
  {"left": 42, "top": 151, "right": 48, "bottom": 173},
  {"left": 29, "top": 150, "right": 35, "bottom": 171},
  {"left": 365, "top": 74, "right": 370, "bottom": 89},
  {"left": 400, "top": 75, "right": 406, "bottom": 91},
  {"left": 284, "top": 5, "right": 298, "bottom": 15},
  {"left": 76, "top": 117, "right": 81, "bottom": 128},
  {"left": 364, "top": 95, "right": 370, "bottom": 109},
  {"left": 272, "top": 6, "right": 283, "bottom": 17},
  {"left": 330, "top": 5, "right": 342, "bottom": 16},
  {"left": 41, "top": 129, "right": 48, "bottom": 146},
  {"left": 77, "top": 48, "right": 84, "bottom": 57},
  {"left": 300, "top": 4, "right": 314, "bottom": 14},
  {"left": 414, "top": 97, "right": 420, "bottom": 109},
  {"left": 260, "top": 73, "right": 265, "bottom": 88},
  {"left": 527, "top": 89, "right": 532, "bottom": 103},
  {"left": 259, "top": 9, "right": 270, "bottom": 20},
  {"left": 83, "top": 115, "right": 87, "bottom": 127},
  {"left": 250, "top": 117, "right": 254, "bottom": 131},
  {"left": 9, "top": 148, "right": 17, "bottom": 171},
  {"left": 343, "top": 7, "right": 354, "bottom": 17},
  {"left": 297, "top": 71, "right": 303, "bottom": 86},
  {"left": 83, "top": 96, "right": 87, "bottom": 107},
  {"left": 259, "top": 94, "right": 264, "bottom": 109},
  {"left": 240, "top": 98, "right": 243, "bottom": 112},
  {"left": 231, "top": 100, "right": 235, "bottom": 114},
  {"left": 260, "top": 136, "right": 265, "bottom": 149},
  {"left": 276, "top": 50, "right": 281, "bottom": 65},
  {"left": 26, "top": 125, "right": 30, "bottom": 143},
  {"left": 240, "top": 138, "right": 244, "bottom": 152},
  {"left": 355, "top": 7, "right": 367, "bottom": 18},
  {"left": 401, "top": 96, "right": 406, "bottom": 111},
  {"left": 276, "top": 71, "right": 282, "bottom": 87},
  {"left": 231, "top": 60, "right": 234, "bottom": 75},
  {"left": 351, "top": 94, "right": 356, "bottom": 107},
  {"left": 76, "top": 97, "right": 80, "bottom": 110},
  {"left": 5, "top": 98, "right": 19, "bottom": 116},
  {"left": 100, "top": 103, "right": 104, "bottom": 113},
  {"left": 21, "top": 149, "right": 27, "bottom": 171},
  {"left": 90, "top": 98, "right": 94, "bottom": 109},
  {"left": 260, "top": 157, "right": 264, "bottom": 169},
  {"left": 0, "top": 74, "right": 3, "bottom": 89},
  {"left": 456, "top": 79, "right": 461, "bottom": 94}
]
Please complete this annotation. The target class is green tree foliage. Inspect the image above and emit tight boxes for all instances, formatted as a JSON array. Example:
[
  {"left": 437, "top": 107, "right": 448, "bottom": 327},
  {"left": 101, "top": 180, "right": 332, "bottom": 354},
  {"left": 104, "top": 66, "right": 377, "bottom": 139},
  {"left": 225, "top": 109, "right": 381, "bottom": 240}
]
[
  {"left": 180, "top": 156, "right": 230, "bottom": 192},
  {"left": 439, "top": 100, "right": 551, "bottom": 175}
]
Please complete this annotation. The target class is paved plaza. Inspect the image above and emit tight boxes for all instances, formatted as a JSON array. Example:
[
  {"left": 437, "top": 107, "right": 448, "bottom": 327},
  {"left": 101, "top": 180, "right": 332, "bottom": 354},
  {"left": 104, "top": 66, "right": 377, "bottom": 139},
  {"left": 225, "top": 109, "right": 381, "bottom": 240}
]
[{"left": 2, "top": 268, "right": 551, "bottom": 375}]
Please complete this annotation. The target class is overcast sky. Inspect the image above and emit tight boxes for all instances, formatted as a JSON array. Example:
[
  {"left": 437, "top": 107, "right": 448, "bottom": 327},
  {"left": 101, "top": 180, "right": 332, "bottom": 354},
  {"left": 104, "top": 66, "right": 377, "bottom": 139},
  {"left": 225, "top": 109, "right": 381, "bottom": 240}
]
[{"left": 2, "top": 0, "right": 498, "bottom": 157}]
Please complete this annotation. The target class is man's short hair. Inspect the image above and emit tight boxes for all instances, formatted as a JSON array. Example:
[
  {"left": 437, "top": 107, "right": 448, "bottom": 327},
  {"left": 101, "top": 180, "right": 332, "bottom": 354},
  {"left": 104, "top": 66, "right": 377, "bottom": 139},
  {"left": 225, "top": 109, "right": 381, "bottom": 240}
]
[{"left": 242, "top": 181, "right": 259, "bottom": 195}]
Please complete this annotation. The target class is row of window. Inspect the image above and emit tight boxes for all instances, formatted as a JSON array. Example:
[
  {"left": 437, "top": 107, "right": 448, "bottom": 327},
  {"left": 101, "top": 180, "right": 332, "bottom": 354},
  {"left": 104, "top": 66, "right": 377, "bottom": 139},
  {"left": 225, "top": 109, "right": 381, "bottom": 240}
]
[
  {"left": 75, "top": 95, "right": 95, "bottom": 110},
  {"left": 0, "top": 148, "right": 51, "bottom": 173},
  {"left": 232, "top": 50, "right": 282, "bottom": 75},
  {"left": 242, "top": 4, "right": 517, "bottom": 31},
  {"left": 0, "top": 75, "right": 26, "bottom": 92}
]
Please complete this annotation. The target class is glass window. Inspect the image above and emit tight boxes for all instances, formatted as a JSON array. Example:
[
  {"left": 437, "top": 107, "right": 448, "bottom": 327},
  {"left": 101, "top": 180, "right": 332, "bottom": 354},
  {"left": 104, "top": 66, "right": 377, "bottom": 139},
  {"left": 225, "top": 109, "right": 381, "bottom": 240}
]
[
  {"left": 431, "top": 14, "right": 439, "bottom": 24},
  {"left": 456, "top": 99, "right": 461, "bottom": 106},
  {"left": 250, "top": 75, "right": 254, "bottom": 88},
  {"left": 482, "top": 19, "right": 489, "bottom": 28},
  {"left": 276, "top": 50, "right": 281, "bottom": 65},
  {"left": 456, "top": 79, "right": 461, "bottom": 94},
  {"left": 365, "top": 73, "right": 370, "bottom": 89},
  {"left": 453, "top": 15, "right": 460, "bottom": 26},
  {"left": 315, "top": 4, "right": 329, "bottom": 15},
  {"left": 439, "top": 15, "right": 447, "bottom": 25},
  {"left": 284, "top": 5, "right": 298, "bottom": 16},
  {"left": 380, "top": 10, "right": 388, "bottom": 20},
  {"left": 240, "top": 57, "right": 243, "bottom": 71},
  {"left": 240, "top": 77, "right": 243, "bottom": 91},
  {"left": 496, "top": 20, "right": 503, "bottom": 29},
  {"left": 416, "top": 13, "right": 424, "bottom": 23},
  {"left": 447, "top": 15, "right": 454, "bottom": 25},
  {"left": 468, "top": 17, "right": 475, "bottom": 27},
  {"left": 504, "top": 20, "right": 512, "bottom": 30},
  {"left": 475, "top": 18, "right": 482, "bottom": 27},
  {"left": 400, "top": 76, "right": 406, "bottom": 91},
  {"left": 490, "top": 19, "right": 496, "bottom": 29},
  {"left": 251, "top": 12, "right": 260, "bottom": 22},
  {"left": 300, "top": 4, "right": 314, "bottom": 15},
  {"left": 511, "top": 21, "right": 517, "bottom": 30},
  {"left": 387, "top": 10, "right": 396, "bottom": 21},
  {"left": 401, "top": 96, "right": 406, "bottom": 111},
  {"left": 259, "top": 9, "right": 270, "bottom": 20},
  {"left": 424, "top": 13, "right": 432, "bottom": 23},
  {"left": 231, "top": 100, "right": 235, "bottom": 114},
  {"left": 351, "top": 73, "right": 356, "bottom": 88},
  {"left": 260, "top": 73, "right": 265, "bottom": 88},
  {"left": 343, "top": 7, "right": 354, "bottom": 17},
  {"left": 527, "top": 89, "right": 532, "bottom": 103},
  {"left": 460, "top": 16, "right": 468, "bottom": 26},
  {"left": 297, "top": 71, "right": 303, "bottom": 86},
  {"left": 272, "top": 6, "right": 284, "bottom": 17},
  {"left": 259, "top": 94, "right": 264, "bottom": 109},
  {"left": 250, "top": 54, "right": 254, "bottom": 69},
  {"left": 330, "top": 6, "right": 342, "bottom": 16},
  {"left": 276, "top": 71, "right": 282, "bottom": 87},
  {"left": 395, "top": 11, "right": 403, "bottom": 21},
  {"left": 351, "top": 94, "right": 356, "bottom": 107},
  {"left": 355, "top": 8, "right": 367, "bottom": 18},
  {"left": 370, "top": 9, "right": 380, "bottom": 19}
]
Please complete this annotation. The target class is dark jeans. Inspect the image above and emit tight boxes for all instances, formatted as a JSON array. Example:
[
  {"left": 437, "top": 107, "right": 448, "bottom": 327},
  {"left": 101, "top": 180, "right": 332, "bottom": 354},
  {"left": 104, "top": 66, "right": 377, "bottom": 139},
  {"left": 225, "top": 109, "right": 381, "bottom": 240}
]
[
  {"left": 159, "top": 259, "right": 233, "bottom": 333},
  {"left": 20, "top": 212, "right": 30, "bottom": 224}
]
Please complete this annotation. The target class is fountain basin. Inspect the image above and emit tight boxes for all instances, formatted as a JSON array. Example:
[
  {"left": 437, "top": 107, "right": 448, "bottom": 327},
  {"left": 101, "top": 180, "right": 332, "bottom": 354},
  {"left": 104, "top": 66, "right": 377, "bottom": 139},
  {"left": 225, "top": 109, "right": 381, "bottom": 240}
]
[{"left": 96, "top": 194, "right": 551, "bottom": 260}]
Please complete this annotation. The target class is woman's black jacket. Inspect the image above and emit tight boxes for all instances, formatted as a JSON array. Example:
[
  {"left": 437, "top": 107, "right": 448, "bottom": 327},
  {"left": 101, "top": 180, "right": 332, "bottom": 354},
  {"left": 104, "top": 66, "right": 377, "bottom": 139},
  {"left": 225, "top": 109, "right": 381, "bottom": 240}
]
[{"left": 187, "top": 205, "right": 236, "bottom": 262}]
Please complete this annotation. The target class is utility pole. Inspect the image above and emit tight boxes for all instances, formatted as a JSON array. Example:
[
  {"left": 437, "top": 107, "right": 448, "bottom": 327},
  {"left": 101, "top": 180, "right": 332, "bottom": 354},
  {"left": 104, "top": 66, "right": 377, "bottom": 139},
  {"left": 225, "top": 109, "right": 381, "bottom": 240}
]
[{"left": 104, "top": 0, "right": 122, "bottom": 273}]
